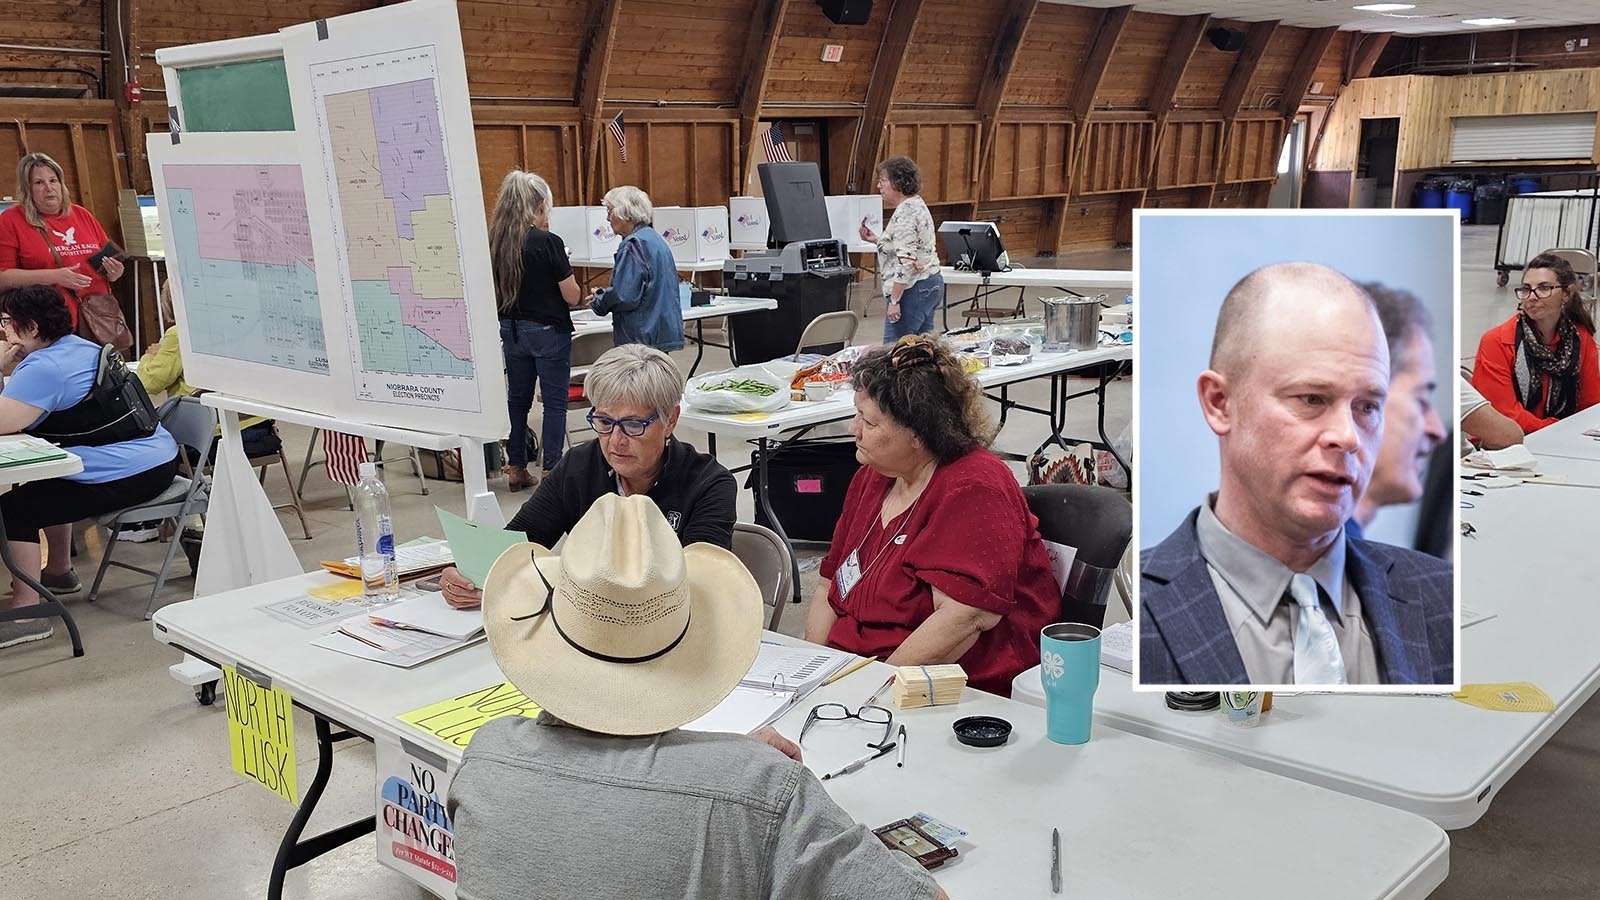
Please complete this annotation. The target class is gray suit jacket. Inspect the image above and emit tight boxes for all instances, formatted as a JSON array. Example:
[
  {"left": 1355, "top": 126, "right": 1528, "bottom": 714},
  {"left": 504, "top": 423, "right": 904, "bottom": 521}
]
[{"left": 1140, "top": 509, "right": 1454, "bottom": 685}]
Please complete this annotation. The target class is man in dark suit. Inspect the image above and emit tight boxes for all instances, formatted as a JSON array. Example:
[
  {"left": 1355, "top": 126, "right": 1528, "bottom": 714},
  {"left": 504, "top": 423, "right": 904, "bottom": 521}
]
[{"left": 1139, "top": 263, "right": 1454, "bottom": 686}]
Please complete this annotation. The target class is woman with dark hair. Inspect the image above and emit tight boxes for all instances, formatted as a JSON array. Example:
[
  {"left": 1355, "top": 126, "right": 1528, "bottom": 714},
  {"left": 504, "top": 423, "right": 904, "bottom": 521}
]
[
  {"left": 489, "top": 170, "right": 583, "bottom": 491},
  {"left": 0, "top": 286, "right": 177, "bottom": 649},
  {"left": 0, "top": 152, "right": 125, "bottom": 327},
  {"left": 858, "top": 156, "right": 943, "bottom": 343},
  {"left": 1472, "top": 252, "right": 1600, "bottom": 433},
  {"left": 803, "top": 335, "right": 1058, "bottom": 695}
]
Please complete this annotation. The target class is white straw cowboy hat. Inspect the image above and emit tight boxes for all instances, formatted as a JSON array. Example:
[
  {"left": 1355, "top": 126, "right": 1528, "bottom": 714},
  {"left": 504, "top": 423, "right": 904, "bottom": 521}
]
[{"left": 481, "top": 493, "right": 762, "bottom": 735}]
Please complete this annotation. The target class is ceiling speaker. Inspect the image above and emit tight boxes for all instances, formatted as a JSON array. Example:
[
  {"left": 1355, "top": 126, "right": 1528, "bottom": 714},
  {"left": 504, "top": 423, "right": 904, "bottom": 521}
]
[
  {"left": 817, "top": 0, "right": 871, "bottom": 26},
  {"left": 1206, "top": 27, "right": 1246, "bottom": 52}
]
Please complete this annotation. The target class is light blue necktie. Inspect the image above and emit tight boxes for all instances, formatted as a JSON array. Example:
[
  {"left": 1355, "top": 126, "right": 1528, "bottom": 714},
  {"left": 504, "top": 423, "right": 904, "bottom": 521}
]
[{"left": 1289, "top": 573, "right": 1346, "bottom": 685}]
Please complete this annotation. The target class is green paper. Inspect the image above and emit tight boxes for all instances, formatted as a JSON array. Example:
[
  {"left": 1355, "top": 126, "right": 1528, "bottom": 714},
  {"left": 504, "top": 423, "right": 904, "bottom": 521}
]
[{"left": 436, "top": 508, "right": 523, "bottom": 586}]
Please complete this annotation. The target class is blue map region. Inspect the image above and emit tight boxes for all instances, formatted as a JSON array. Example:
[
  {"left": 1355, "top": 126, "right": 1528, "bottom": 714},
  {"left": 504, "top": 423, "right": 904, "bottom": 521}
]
[
  {"left": 352, "top": 280, "right": 472, "bottom": 377},
  {"left": 166, "top": 187, "right": 328, "bottom": 373}
]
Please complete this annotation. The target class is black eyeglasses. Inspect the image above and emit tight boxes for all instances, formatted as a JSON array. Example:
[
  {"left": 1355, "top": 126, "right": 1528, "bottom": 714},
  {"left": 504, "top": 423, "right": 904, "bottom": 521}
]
[
  {"left": 799, "top": 703, "right": 894, "bottom": 749},
  {"left": 1514, "top": 283, "right": 1561, "bottom": 300},
  {"left": 587, "top": 410, "right": 660, "bottom": 437}
]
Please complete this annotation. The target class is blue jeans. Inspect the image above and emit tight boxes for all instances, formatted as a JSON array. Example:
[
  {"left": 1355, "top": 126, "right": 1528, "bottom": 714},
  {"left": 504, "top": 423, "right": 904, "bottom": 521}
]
[
  {"left": 501, "top": 320, "right": 572, "bottom": 471},
  {"left": 883, "top": 272, "right": 944, "bottom": 344}
]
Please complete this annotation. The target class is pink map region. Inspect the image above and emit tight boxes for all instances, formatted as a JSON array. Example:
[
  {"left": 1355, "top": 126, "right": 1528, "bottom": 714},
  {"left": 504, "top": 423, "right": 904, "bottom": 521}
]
[
  {"left": 162, "top": 165, "right": 314, "bottom": 268},
  {"left": 387, "top": 267, "right": 470, "bottom": 360}
]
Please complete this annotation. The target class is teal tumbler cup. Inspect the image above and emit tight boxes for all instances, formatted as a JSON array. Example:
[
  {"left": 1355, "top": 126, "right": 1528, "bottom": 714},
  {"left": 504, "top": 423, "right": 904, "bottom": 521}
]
[{"left": 1040, "top": 622, "right": 1102, "bottom": 744}]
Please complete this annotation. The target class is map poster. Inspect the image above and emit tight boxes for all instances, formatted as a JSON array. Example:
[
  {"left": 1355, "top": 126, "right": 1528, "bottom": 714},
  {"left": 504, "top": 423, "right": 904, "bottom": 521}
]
[
  {"left": 282, "top": 0, "right": 508, "bottom": 438},
  {"left": 147, "top": 134, "right": 337, "bottom": 407},
  {"left": 375, "top": 738, "right": 458, "bottom": 899}
]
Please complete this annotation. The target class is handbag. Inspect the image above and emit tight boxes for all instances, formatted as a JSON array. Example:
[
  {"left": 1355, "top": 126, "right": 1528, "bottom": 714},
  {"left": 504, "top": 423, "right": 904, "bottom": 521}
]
[{"left": 36, "top": 224, "right": 134, "bottom": 353}]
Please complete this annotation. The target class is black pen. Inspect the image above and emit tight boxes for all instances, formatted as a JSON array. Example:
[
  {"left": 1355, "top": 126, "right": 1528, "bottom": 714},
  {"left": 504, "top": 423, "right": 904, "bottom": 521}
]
[
  {"left": 1051, "top": 827, "right": 1061, "bottom": 894},
  {"left": 820, "top": 742, "right": 896, "bottom": 780},
  {"left": 896, "top": 724, "right": 907, "bottom": 767}
]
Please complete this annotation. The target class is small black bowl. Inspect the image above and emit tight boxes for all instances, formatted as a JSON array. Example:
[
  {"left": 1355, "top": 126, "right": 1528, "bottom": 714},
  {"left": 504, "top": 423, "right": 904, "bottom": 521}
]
[{"left": 952, "top": 715, "right": 1013, "bottom": 748}]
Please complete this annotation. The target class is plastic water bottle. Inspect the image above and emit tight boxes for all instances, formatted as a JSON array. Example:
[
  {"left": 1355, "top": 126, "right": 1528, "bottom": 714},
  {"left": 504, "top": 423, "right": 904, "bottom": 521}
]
[
  {"left": 1120, "top": 293, "right": 1134, "bottom": 344},
  {"left": 354, "top": 462, "right": 398, "bottom": 601}
]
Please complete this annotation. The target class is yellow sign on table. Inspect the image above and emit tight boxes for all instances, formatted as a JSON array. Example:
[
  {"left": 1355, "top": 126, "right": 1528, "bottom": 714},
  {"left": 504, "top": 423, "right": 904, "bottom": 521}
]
[
  {"left": 307, "top": 579, "right": 366, "bottom": 602},
  {"left": 399, "top": 682, "right": 542, "bottom": 748},
  {"left": 1453, "top": 682, "right": 1555, "bottom": 713},
  {"left": 222, "top": 664, "right": 298, "bottom": 803}
]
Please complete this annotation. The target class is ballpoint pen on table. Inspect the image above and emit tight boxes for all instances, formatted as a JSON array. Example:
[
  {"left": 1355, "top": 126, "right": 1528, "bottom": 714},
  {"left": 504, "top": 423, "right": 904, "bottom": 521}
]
[
  {"left": 896, "top": 724, "right": 907, "bottom": 767},
  {"left": 1051, "top": 827, "right": 1061, "bottom": 894},
  {"left": 820, "top": 742, "right": 896, "bottom": 780},
  {"left": 865, "top": 675, "right": 895, "bottom": 706}
]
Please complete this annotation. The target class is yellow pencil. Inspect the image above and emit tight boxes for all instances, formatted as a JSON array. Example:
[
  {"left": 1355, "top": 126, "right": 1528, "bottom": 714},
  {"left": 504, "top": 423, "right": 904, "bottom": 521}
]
[{"left": 824, "top": 655, "right": 875, "bottom": 685}]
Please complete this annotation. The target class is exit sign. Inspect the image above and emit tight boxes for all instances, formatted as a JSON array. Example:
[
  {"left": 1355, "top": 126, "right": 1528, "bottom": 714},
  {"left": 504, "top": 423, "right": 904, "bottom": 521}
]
[{"left": 821, "top": 44, "right": 844, "bottom": 63}]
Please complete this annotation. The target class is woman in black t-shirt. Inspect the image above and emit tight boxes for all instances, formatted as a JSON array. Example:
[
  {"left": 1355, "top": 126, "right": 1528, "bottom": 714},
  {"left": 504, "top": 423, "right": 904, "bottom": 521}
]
[{"left": 489, "top": 170, "right": 584, "bottom": 490}]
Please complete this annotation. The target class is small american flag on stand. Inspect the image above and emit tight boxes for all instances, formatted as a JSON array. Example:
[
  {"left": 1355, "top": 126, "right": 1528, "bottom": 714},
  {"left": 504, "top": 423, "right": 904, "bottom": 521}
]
[
  {"left": 607, "top": 111, "right": 628, "bottom": 162},
  {"left": 762, "top": 120, "right": 794, "bottom": 163},
  {"left": 323, "top": 430, "right": 367, "bottom": 486}
]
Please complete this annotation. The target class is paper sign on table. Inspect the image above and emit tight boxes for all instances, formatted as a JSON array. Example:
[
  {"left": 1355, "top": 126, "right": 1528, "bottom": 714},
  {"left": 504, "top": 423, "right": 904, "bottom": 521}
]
[
  {"left": 376, "top": 739, "right": 459, "bottom": 898},
  {"left": 222, "top": 664, "right": 297, "bottom": 803},
  {"left": 399, "top": 682, "right": 543, "bottom": 747},
  {"left": 1453, "top": 682, "right": 1555, "bottom": 713},
  {"left": 308, "top": 579, "right": 367, "bottom": 602},
  {"left": 436, "top": 507, "right": 522, "bottom": 585}
]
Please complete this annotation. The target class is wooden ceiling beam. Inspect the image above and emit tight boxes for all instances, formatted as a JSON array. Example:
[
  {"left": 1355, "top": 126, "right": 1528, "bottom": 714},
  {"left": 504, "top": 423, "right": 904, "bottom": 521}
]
[
  {"left": 1068, "top": 4, "right": 1133, "bottom": 121},
  {"left": 1218, "top": 20, "right": 1279, "bottom": 119},
  {"left": 1281, "top": 26, "right": 1338, "bottom": 117},
  {"left": 735, "top": 0, "right": 793, "bottom": 190},
  {"left": 974, "top": 0, "right": 1040, "bottom": 192},
  {"left": 848, "top": 0, "right": 929, "bottom": 193},
  {"left": 1345, "top": 31, "right": 1393, "bottom": 82},
  {"left": 575, "top": 0, "right": 624, "bottom": 202},
  {"left": 1143, "top": 14, "right": 1210, "bottom": 187}
]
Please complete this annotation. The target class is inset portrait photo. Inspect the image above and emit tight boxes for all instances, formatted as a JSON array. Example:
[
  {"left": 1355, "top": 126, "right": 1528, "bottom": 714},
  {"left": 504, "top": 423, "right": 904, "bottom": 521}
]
[{"left": 1133, "top": 210, "right": 1460, "bottom": 692}]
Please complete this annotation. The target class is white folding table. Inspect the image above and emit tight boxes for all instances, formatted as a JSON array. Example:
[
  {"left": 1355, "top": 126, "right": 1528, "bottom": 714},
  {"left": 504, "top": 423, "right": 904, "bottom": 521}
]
[
  {"left": 152, "top": 573, "right": 1449, "bottom": 900},
  {"left": 0, "top": 447, "right": 86, "bottom": 656},
  {"left": 1521, "top": 402, "right": 1600, "bottom": 462},
  {"left": 567, "top": 295, "right": 776, "bottom": 376},
  {"left": 940, "top": 267, "right": 1133, "bottom": 330}
]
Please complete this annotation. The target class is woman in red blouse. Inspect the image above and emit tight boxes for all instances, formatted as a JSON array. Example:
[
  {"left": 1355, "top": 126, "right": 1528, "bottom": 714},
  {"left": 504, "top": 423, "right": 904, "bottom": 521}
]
[
  {"left": 0, "top": 152, "right": 124, "bottom": 327},
  {"left": 1471, "top": 252, "right": 1600, "bottom": 434},
  {"left": 804, "top": 336, "right": 1059, "bottom": 696}
]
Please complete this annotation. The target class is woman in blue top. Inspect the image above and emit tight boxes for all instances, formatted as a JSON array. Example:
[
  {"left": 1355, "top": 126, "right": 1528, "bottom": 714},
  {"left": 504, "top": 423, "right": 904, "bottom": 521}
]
[
  {"left": 0, "top": 285, "right": 178, "bottom": 649},
  {"left": 588, "top": 186, "right": 684, "bottom": 352}
]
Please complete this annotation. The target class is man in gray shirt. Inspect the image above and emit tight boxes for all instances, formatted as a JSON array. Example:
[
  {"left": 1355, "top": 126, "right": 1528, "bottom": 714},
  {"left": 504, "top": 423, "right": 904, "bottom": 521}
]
[
  {"left": 1139, "top": 263, "right": 1454, "bottom": 686},
  {"left": 450, "top": 492, "right": 946, "bottom": 899}
]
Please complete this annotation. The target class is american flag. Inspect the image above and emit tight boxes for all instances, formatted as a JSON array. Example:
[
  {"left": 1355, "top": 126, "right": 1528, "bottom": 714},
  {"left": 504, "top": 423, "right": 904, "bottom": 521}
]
[
  {"left": 323, "top": 430, "right": 367, "bottom": 486},
  {"left": 607, "top": 111, "right": 627, "bottom": 163},
  {"left": 762, "top": 120, "right": 794, "bottom": 163}
]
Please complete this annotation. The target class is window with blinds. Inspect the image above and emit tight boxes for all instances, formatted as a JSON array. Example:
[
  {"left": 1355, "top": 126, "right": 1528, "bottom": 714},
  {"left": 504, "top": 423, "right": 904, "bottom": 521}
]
[{"left": 1449, "top": 112, "right": 1598, "bottom": 163}]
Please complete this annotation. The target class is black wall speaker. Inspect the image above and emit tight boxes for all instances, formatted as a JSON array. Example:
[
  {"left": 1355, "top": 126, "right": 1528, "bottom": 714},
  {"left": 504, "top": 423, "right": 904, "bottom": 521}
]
[
  {"left": 817, "top": 0, "right": 871, "bottom": 26},
  {"left": 1206, "top": 27, "right": 1246, "bottom": 52}
]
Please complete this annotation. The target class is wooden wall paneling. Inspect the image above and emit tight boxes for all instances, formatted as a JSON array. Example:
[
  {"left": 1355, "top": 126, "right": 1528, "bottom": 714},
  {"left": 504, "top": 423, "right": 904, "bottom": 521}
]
[
  {"left": 766, "top": 0, "right": 891, "bottom": 106},
  {"left": 1068, "top": 5, "right": 1133, "bottom": 121},
  {"left": 0, "top": 0, "right": 106, "bottom": 93},
  {"left": 1218, "top": 21, "right": 1278, "bottom": 119},
  {"left": 1309, "top": 75, "right": 1413, "bottom": 171},
  {"left": 735, "top": 0, "right": 793, "bottom": 184},
  {"left": 1142, "top": 15, "right": 1210, "bottom": 188},
  {"left": 1001, "top": 3, "right": 1098, "bottom": 108},
  {"left": 986, "top": 120, "right": 1071, "bottom": 199},
  {"left": 974, "top": 0, "right": 1039, "bottom": 192},
  {"left": 1092, "top": 12, "right": 1180, "bottom": 111},
  {"left": 1173, "top": 17, "right": 1246, "bottom": 111},
  {"left": 608, "top": 0, "right": 753, "bottom": 103},
  {"left": 1153, "top": 118, "right": 1222, "bottom": 188},
  {"left": 1219, "top": 116, "right": 1284, "bottom": 183},
  {"left": 1076, "top": 120, "right": 1151, "bottom": 194},
  {"left": 134, "top": 1, "right": 377, "bottom": 94},
  {"left": 1281, "top": 28, "right": 1338, "bottom": 117},
  {"left": 974, "top": 198, "right": 1045, "bottom": 255},
  {"left": 1059, "top": 194, "right": 1121, "bottom": 250},
  {"left": 458, "top": 0, "right": 590, "bottom": 100},
  {"left": 1308, "top": 31, "right": 1351, "bottom": 102},
  {"left": 468, "top": 110, "right": 582, "bottom": 213},
  {"left": 885, "top": 120, "right": 979, "bottom": 204},
  {"left": 848, "top": 0, "right": 929, "bottom": 192},
  {"left": 897, "top": 0, "right": 1006, "bottom": 107},
  {"left": 576, "top": 0, "right": 625, "bottom": 203},
  {"left": 1241, "top": 25, "right": 1305, "bottom": 114}
]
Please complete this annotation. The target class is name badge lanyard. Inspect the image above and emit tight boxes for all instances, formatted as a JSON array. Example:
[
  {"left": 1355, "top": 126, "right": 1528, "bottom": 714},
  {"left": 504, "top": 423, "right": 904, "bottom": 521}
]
[{"left": 837, "top": 484, "right": 929, "bottom": 604}]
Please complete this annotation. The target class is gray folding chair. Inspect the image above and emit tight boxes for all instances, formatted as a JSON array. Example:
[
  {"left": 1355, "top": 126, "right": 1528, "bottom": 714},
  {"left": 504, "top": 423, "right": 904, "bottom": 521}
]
[
  {"left": 1021, "top": 483, "right": 1133, "bottom": 627},
  {"left": 793, "top": 311, "right": 859, "bottom": 360},
  {"left": 1541, "top": 248, "right": 1598, "bottom": 325},
  {"left": 89, "top": 396, "right": 215, "bottom": 618},
  {"left": 731, "top": 522, "right": 793, "bottom": 631},
  {"left": 565, "top": 332, "right": 622, "bottom": 448},
  {"left": 297, "top": 427, "right": 428, "bottom": 505}
]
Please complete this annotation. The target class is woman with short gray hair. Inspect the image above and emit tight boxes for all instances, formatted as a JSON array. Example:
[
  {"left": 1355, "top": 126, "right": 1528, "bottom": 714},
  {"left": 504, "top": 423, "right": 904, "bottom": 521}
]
[
  {"left": 440, "top": 344, "right": 735, "bottom": 609},
  {"left": 590, "top": 186, "right": 684, "bottom": 352}
]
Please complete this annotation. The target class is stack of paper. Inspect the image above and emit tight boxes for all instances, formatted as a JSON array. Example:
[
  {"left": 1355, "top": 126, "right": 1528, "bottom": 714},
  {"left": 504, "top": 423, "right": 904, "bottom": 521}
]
[
  {"left": 0, "top": 436, "right": 70, "bottom": 469},
  {"left": 325, "top": 536, "right": 454, "bottom": 578},
  {"left": 740, "top": 644, "right": 854, "bottom": 697},
  {"left": 1099, "top": 621, "right": 1133, "bottom": 673},
  {"left": 891, "top": 664, "right": 967, "bottom": 709},
  {"left": 367, "top": 592, "right": 484, "bottom": 641}
]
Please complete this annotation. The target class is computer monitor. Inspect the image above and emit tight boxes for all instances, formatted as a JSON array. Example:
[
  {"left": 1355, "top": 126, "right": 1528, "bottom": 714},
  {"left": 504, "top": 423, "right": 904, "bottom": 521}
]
[
  {"left": 758, "top": 162, "right": 831, "bottom": 247},
  {"left": 938, "top": 221, "right": 1008, "bottom": 273}
]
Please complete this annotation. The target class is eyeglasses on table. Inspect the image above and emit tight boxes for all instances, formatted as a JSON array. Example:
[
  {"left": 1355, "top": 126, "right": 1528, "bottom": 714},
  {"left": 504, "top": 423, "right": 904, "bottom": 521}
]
[{"left": 799, "top": 702, "right": 895, "bottom": 750}]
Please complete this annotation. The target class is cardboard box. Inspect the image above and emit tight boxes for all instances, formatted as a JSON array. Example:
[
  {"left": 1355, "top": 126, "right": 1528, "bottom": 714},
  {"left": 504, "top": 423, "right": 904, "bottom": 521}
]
[
  {"left": 548, "top": 206, "right": 619, "bottom": 262},
  {"left": 728, "top": 197, "right": 770, "bottom": 250},
  {"left": 654, "top": 206, "right": 730, "bottom": 264},
  {"left": 826, "top": 194, "right": 884, "bottom": 254}
]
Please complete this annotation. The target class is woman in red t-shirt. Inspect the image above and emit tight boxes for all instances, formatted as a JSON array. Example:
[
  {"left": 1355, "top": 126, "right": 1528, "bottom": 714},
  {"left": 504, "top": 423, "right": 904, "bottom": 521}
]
[
  {"left": 1471, "top": 252, "right": 1600, "bottom": 434},
  {"left": 0, "top": 152, "right": 125, "bottom": 326},
  {"left": 804, "top": 336, "right": 1060, "bottom": 696}
]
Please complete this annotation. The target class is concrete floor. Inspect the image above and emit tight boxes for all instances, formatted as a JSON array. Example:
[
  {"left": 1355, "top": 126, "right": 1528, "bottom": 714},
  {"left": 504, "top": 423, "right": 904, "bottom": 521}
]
[{"left": 2, "top": 231, "right": 1596, "bottom": 898}]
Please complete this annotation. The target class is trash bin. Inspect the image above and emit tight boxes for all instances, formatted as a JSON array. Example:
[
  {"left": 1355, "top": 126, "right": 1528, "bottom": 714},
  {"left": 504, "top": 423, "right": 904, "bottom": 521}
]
[
  {"left": 1446, "top": 180, "right": 1475, "bottom": 221},
  {"left": 1415, "top": 178, "right": 1447, "bottom": 209},
  {"left": 1512, "top": 176, "right": 1542, "bottom": 195},
  {"left": 1475, "top": 182, "right": 1508, "bottom": 226},
  {"left": 747, "top": 437, "right": 861, "bottom": 542}
]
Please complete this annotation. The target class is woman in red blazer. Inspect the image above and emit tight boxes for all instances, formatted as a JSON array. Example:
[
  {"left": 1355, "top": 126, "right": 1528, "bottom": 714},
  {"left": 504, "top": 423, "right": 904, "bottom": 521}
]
[{"left": 1472, "top": 252, "right": 1600, "bottom": 433}]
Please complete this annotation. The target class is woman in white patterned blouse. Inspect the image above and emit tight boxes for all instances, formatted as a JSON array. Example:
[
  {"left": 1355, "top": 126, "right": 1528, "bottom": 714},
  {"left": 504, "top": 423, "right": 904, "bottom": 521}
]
[{"left": 858, "top": 156, "right": 943, "bottom": 343}]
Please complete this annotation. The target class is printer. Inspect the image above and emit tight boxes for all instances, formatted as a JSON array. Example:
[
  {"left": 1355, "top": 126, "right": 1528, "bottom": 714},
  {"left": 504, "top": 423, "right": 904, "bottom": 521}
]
[{"left": 723, "top": 237, "right": 854, "bottom": 364}]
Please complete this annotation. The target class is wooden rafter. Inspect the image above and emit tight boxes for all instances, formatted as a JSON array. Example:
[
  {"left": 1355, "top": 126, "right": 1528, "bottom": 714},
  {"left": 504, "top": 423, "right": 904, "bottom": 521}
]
[
  {"left": 974, "top": 0, "right": 1039, "bottom": 193},
  {"left": 849, "top": 0, "right": 929, "bottom": 192},
  {"left": 1142, "top": 14, "right": 1210, "bottom": 187},
  {"left": 1345, "top": 31, "right": 1392, "bottom": 83},
  {"left": 1068, "top": 5, "right": 1133, "bottom": 122},
  {"left": 735, "top": 0, "right": 792, "bottom": 190},
  {"left": 1218, "top": 20, "right": 1279, "bottom": 119},
  {"left": 575, "top": 0, "right": 625, "bottom": 203},
  {"left": 1281, "top": 27, "right": 1338, "bottom": 117}
]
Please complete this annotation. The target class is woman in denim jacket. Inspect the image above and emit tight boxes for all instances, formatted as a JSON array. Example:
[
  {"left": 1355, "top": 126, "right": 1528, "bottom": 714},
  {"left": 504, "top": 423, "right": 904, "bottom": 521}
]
[{"left": 589, "top": 186, "right": 684, "bottom": 352}]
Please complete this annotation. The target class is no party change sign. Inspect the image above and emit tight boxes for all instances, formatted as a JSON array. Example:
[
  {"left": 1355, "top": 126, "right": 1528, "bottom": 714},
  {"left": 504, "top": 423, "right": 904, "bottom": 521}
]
[{"left": 222, "top": 664, "right": 298, "bottom": 803}]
